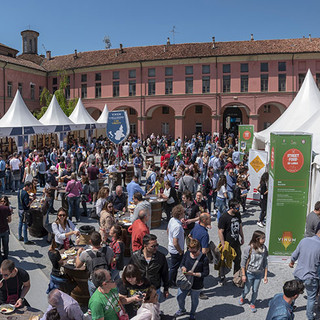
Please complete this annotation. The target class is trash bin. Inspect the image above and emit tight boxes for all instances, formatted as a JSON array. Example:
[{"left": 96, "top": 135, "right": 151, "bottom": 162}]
[{"left": 78, "top": 225, "right": 95, "bottom": 245}]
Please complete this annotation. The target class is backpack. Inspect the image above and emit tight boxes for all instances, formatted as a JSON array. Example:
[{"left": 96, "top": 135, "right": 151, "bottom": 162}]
[
  {"left": 86, "top": 247, "right": 110, "bottom": 275},
  {"left": 169, "top": 155, "right": 175, "bottom": 168}
]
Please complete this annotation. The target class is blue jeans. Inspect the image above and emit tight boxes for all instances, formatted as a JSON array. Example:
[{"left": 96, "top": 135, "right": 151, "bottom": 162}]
[
  {"left": 67, "top": 196, "right": 80, "bottom": 221},
  {"left": 169, "top": 253, "right": 183, "bottom": 286},
  {"left": 88, "top": 279, "right": 96, "bottom": 297},
  {"left": 0, "top": 177, "right": 5, "bottom": 193},
  {"left": 242, "top": 272, "right": 263, "bottom": 305},
  {"left": 12, "top": 178, "right": 20, "bottom": 192},
  {"left": 0, "top": 230, "right": 9, "bottom": 261},
  {"left": 303, "top": 278, "right": 319, "bottom": 320},
  {"left": 216, "top": 197, "right": 227, "bottom": 221},
  {"left": 177, "top": 288, "right": 201, "bottom": 316},
  {"left": 227, "top": 191, "right": 234, "bottom": 201},
  {"left": 18, "top": 210, "right": 28, "bottom": 242}
]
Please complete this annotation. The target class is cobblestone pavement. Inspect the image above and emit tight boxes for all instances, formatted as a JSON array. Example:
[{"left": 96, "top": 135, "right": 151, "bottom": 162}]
[{"left": 4, "top": 185, "right": 317, "bottom": 319}]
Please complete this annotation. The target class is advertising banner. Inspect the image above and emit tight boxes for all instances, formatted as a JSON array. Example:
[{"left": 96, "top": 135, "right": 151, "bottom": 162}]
[
  {"left": 248, "top": 149, "right": 268, "bottom": 201},
  {"left": 238, "top": 125, "right": 254, "bottom": 152},
  {"left": 106, "top": 111, "right": 130, "bottom": 145},
  {"left": 266, "top": 133, "right": 312, "bottom": 261}
]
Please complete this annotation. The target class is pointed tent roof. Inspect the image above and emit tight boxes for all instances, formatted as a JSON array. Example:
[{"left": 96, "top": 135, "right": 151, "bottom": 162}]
[
  {"left": 0, "top": 90, "right": 54, "bottom": 136},
  {"left": 297, "top": 108, "right": 320, "bottom": 154},
  {"left": 69, "top": 98, "right": 97, "bottom": 130},
  {"left": 97, "top": 104, "right": 109, "bottom": 124},
  {"left": 254, "top": 69, "right": 320, "bottom": 149},
  {"left": 39, "top": 95, "right": 75, "bottom": 132}
]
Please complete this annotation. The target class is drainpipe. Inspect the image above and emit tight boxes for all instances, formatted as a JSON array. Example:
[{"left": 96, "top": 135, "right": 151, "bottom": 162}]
[
  {"left": 291, "top": 54, "right": 295, "bottom": 101},
  {"left": 2, "top": 62, "right": 8, "bottom": 116},
  {"left": 71, "top": 69, "right": 76, "bottom": 98},
  {"left": 215, "top": 57, "right": 218, "bottom": 133},
  {"left": 139, "top": 61, "right": 143, "bottom": 139}
]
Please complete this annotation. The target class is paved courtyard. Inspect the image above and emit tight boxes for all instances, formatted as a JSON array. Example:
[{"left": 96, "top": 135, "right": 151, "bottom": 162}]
[{"left": 6, "top": 188, "right": 316, "bottom": 319}]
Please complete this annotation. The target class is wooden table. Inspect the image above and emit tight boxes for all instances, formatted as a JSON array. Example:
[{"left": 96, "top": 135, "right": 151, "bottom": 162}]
[
  {"left": 0, "top": 306, "right": 43, "bottom": 319},
  {"left": 61, "top": 248, "right": 90, "bottom": 307},
  {"left": 125, "top": 165, "right": 134, "bottom": 184},
  {"left": 118, "top": 214, "right": 132, "bottom": 257},
  {"left": 144, "top": 195, "right": 166, "bottom": 228},
  {"left": 28, "top": 200, "right": 48, "bottom": 238},
  {"left": 58, "top": 188, "right": 68, "bottom": 212}
]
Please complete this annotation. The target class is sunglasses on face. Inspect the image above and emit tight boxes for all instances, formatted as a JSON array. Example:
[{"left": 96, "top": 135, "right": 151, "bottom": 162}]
[
  {"left": 58, "top": 214, "right": 66, "bottom": 217},
  {"left": 150, "top": 244, "right": 159, "bottom": 248}
]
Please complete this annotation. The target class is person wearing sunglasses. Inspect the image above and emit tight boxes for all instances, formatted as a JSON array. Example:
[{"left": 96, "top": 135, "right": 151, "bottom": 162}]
[
  {"left": 130, "top": 234, "right": 169, "bottom": 301},
  {"left": 99, "top": 201, "right": 116, "bottom": 244},
  {"left": 89, "top": 269, "right": 121, "bottom": 320},
  {"left": 51, "top": 207, "right": 80, "bottom": 250},
  {"left": 218, "top": 199, "right": 244, "bottom": 286},
  {"left": 0, "top": 259, "right": 30, "bottom": 308}
]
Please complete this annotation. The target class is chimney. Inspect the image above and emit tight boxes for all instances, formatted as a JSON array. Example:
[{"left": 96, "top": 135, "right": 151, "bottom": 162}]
[
  {"left": 120, "top": 43, "right": 123, "bottom": 53},
  {"left": 251, "top": 34, "right": 254, "bottom": 41},
  {"left": 212, "top": 36, "right": 216, "bottom": 49},
  {"left": 46, "top": 50, "right": 51, "bottom": 60},
  {"left": 309, "top": 34, "right": 312, "bottom": 41},
  {"left": 167, "top": 37, "right": 170, "bottom": 46},
  {"left": 74, "top": 49, "right": 78, "bottom": 59}
]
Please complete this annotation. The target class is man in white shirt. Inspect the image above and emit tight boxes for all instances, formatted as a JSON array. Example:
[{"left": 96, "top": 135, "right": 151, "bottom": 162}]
[
  {"left": 10, "top": 152, "right": 21, "bottom": 192},
  {"left": 167, "top": 204, "right": 185, "bottom": 287}
]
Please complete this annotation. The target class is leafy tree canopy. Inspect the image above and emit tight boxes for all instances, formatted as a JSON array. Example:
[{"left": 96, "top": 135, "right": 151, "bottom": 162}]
[{"left": 34, "top": 70, "right": 78, "bottom": 119}]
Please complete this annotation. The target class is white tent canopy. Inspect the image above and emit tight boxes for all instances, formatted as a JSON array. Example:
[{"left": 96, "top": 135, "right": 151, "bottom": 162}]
[
  {"left": 0, "top": 90, "right": 54, "bottom": 137},
  {"left": 97, "top": 104, "right": 109, "bottom": 124},
  {"left": 69, "top": 98, "right": 99, "bottom": 130},
  {"left": 39, "top": 95, "right": 76, "bottom": 132},
  {"left": 253, "top": 69, "right": 320, "bottom": 150}
]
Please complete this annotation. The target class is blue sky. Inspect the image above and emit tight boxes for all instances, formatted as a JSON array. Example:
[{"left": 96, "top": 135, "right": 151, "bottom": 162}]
[{"left": 1, "top": 0, "right": 320, "bottom": 57}]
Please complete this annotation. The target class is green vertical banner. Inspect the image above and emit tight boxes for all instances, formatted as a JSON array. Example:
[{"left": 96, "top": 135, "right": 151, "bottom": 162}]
[
  {"left": 238, "top": 125, "right": 254, "bottom": 152},
  {"left": 266, "top": 133, "right": 312, "bottom": 261}
]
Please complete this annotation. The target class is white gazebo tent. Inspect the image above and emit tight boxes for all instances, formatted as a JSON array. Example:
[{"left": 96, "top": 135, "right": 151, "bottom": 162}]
[
  {"left": 69, "top": 98, "right": 100, "bottom": 142},
  {"left": 97, "top": 104, "right": 109, "bottom": 125},
  {"left": 253, "top": 69, "right": 320, "bottom": 151},
  {"left": 96, "top": 104, "right": 108, "bottom": 137},
  {"left": 0, "top": 90, "right": 54, "bottom": 151},
  {"left": 39, "top": 95, "right": 77, "bottom": 147}
]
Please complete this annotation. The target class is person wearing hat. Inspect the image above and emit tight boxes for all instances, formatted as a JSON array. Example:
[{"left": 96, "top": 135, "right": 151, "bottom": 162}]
[{"left": 289, "top": 222, "right": 320, "bottom": 320}]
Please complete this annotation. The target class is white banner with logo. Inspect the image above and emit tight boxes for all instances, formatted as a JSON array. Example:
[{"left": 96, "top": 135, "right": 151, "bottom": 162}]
[{"left": 248, "top": 149, "right": 268, "bottom": 201}]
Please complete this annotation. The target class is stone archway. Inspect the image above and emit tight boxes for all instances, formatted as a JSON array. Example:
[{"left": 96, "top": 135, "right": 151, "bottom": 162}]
[
  {"left": 114, "top": 106, "right": 138, "bottom": 136},
  {"left": 145, "top": 105, "right": 175, "bottom": 137},
  {"left": 182, "top": 103, "right": 212, "bottom": 138},
  {"left": 86, "top": 107, "right": 102, "bottom": 120},
  {"left": 257, "top": 102, "right": 286, "bottom": 131},
  {"left": 221, "top": 103, "right": 250, "bottom": 134}
]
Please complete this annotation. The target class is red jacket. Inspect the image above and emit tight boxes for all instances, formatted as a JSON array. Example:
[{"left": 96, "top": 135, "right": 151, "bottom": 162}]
[{"left": 128, "top": 219, "right": 150, "bottom": 252}]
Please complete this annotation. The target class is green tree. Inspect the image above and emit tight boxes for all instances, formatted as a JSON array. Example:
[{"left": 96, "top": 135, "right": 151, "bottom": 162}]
[{"left": 34, "top": 71, "right": 78, "bottom": 119}]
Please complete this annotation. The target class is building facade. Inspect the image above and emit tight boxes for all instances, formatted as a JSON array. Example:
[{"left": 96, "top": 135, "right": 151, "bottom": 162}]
[{"left": 1, "top": 31, "right": 320, "bottom": 139}]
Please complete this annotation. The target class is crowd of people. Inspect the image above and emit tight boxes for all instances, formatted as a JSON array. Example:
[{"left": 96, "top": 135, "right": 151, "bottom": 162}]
[{"left": 0, "top": 132, "right": 318, "bottom": 319}]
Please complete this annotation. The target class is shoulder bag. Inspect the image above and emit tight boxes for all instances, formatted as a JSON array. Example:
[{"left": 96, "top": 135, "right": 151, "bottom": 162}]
[
  {"left": 233, "top": 247, "right": 253, "bottom": 288},
  {"left": 176, "top": 252, "right": 203, "bottom": 290}
]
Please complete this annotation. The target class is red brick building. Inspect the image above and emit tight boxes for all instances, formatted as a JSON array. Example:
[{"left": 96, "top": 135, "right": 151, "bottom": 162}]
[{"left": 1, "top": 30, "right": 320, "bottom": 139}]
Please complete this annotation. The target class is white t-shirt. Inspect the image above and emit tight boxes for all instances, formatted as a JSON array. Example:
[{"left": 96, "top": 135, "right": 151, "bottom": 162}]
[
  {"left": 10, "top": 158, "right": 20, "bottom": 170},
  {"left": 217, "top": 185, "right": 227, "bottom": 198},
  {"left": 168, "top": 217, "right": 184, "bottom": 254}
]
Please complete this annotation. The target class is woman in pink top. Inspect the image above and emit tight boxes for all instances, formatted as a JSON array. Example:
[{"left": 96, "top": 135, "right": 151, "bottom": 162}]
[{"left": 65, "top": 172, "right": 82, "bottom": 222}]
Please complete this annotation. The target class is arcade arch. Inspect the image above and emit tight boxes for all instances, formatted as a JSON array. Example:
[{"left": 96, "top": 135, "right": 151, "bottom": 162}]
[
  {"left": 182, "top": 103, "right": 212, "bottom": 138},
  {"left": 145, "top": 105, "right": 175, "bottom": 137},
  {"left": 221, "top": 104, "right": 250, "bottom": 134},
  {"left": 114, "top": 106, "right": 138, "bottom": 135},
  {"left": 257, "top": 102, "right": 286, "bottom": 131}
]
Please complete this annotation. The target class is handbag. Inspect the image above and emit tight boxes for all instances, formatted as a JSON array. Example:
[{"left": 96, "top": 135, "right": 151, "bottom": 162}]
[
  {"left": 103, "top": 291, "right": 129, "bottom": 320},
  {"left": 233, "top": 247, "right": 253, "bottom": 288},
  {"left": 176, "top": 252, "right": 203, "bottom": 290}
]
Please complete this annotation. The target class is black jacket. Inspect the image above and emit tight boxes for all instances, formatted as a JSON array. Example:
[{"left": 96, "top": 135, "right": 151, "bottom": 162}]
[{"left": 129, "top": 249, "right": 169, "bottom": 291}]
